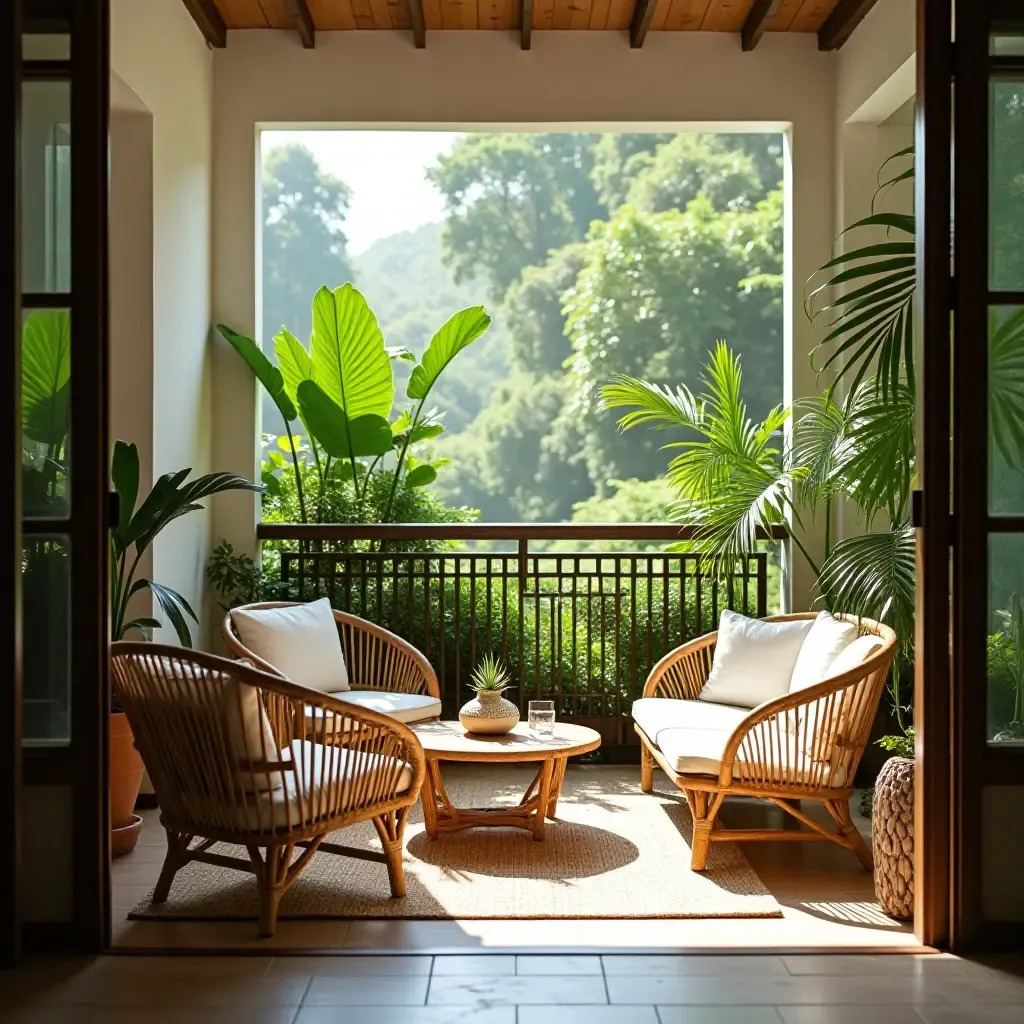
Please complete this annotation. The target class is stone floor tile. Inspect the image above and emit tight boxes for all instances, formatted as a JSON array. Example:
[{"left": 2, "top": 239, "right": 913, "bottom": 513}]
[
  {"left": 519, "top": 1007, "right": 658, "bottom": 1024},
  {"left": 303, "top": 974, "right": 430, "bottom": 1005},
  {"left": 295, "top": 1008, "right": 514, "bottom": 1024},
  {"left": 657, "top": 1010, "right": 784, "bottom": 1024},
  {"left": 432, "top": 954, "right": 516, "bottom": 975},
  {"left": 602, "top": 955, "right": 788, "bottom": 976},
  {"left": 917, "top": 1007, "right": 1024, "bottom": 1024},
  {"left": 776, "top": 1007, "right": 926, "bottom": 1024},
  {"left": 516, "top": 955, "right": 603, "bottom": 975},
  {"left": 427, "top": 974, "right": 608, "bottom": 1005},
  {"left": 268, "top": 954, "right": 432, "bottom": 975}
]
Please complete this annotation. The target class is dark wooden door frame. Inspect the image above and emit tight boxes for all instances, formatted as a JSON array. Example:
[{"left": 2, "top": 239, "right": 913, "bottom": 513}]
[
  {"left": 913, "top": 0, "right": 952, "bottom": 950},
  {"left": 12, "top": 0, "right": 111, "bottom": 956},
  {"left": 1, "top": 0, "right": 25, "bottom": 971},
  {"left": 951, "top": 0, "right": 1024, "bottom": 950}
]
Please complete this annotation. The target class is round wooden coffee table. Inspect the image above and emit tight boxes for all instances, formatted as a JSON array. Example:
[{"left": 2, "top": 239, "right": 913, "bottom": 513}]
[{"left": 410, "top": 720, "right": 602, "bottom": 841}]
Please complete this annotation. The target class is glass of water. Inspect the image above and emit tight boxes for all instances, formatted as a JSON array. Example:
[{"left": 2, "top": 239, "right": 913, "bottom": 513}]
[{"left": 528, "top": 700, "right": 555, "bottom": 736}]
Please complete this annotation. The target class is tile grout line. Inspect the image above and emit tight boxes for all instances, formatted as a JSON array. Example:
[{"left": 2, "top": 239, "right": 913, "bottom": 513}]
[
  {"left": 425, "top": 952, "right": 436, "bottom": 1006},
  {"left": 296, "top": 972, "right": 314, "bottom": 1011}
]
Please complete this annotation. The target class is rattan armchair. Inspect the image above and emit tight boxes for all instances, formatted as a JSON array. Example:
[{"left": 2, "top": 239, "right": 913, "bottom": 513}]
[
  {"left": 111, "top": 642, "right": 426, "bottom": 937},
  {"left": 223, "top": 602, "right": 441, "bottom": 720},
  {"left": 635, "top": 613, "right": 898, "bottom": 871}
]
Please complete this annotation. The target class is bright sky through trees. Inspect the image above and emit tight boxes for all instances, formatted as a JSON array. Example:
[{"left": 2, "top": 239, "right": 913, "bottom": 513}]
[{"left": 262, "top": 129, "right": 462, "bottom": 254}]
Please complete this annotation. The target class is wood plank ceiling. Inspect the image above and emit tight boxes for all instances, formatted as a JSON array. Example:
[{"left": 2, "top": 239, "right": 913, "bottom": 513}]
[{"left": 182, "top": 0, "right": 877, "bottom": 51}]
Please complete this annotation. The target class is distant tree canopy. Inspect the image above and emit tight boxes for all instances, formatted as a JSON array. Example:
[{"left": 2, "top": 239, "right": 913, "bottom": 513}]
[
  {"left": 426, "top": 133, "right": 604, "bottom": 303},
  {"left": 433, "top": 131, "right": 784, "bottom": 520},
  {"left": 262, "top": 145, "right": 353, "bottom": 349},
  {"left": 257, "top": 132, "right": 784, "bottom": 525}
]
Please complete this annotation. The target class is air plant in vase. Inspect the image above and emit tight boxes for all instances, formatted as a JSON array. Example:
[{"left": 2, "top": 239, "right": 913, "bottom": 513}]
[{"left": 459, "top": 654, "right": 520, "bottom": 736}]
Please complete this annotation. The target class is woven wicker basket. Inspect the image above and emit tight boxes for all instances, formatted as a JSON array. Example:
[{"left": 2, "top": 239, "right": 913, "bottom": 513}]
[{"left": 872, "top": 756, "right": 915, "bottom": 920}]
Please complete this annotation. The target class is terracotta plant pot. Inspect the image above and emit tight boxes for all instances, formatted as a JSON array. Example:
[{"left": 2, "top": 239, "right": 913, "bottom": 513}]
[
  {"left": 872, "top": 755, "right": 914, "bottom": 920},
  {"left": 110, "top": 711, "right": 145, "bottom": 858},
  {"left": 459, "top": 689, "right": 520, "bottom": 735}
]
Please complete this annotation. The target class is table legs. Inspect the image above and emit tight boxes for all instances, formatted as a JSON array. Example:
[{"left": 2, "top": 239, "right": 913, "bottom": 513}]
[{"left": 421, "top": 755, "right": 569, "bottom": 841}]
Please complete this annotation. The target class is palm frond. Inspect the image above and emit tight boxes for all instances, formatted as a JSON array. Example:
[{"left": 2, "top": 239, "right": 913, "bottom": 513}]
[
  {"left": 670, "top": 461, "right": 799, "bottom": 569},
  {"left": 806, "top": 204, "right": 916, "bottom": 405},
  {"left": 599, "top": 375, "right": 704, "bottom": 432},
  {"left": 817, "top": 520, "right": 915, "bottom": 650},
  {"left": 990, "top": 307, "right": 1024, "bottom": 473},
  {"left": 792, "top": 395, "right": 851, "bottom": 505},
  {"left": 841, "top": 378, "right": 915, "bottom": 522}
]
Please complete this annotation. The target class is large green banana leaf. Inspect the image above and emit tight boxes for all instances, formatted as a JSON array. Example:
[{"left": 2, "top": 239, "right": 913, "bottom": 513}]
[
  {"left": 407, "top": 306, "right": 491, "bottom": 401},
  {"left": 310, "top": 284, "right": 393, "bottom": 420},
  {"left": 22, "top": 310, "right": 71, "bottom": 446}
]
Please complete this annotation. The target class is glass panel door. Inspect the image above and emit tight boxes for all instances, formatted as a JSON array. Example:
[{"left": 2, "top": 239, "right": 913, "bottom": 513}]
[{"left": 3, "top": 0, "right": 111, "bottom": 963}]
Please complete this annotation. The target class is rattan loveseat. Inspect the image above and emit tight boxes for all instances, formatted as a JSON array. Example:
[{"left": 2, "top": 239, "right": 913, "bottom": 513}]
[
  {"left": 633, "top": 612, "right": 898, "bottom": 871},
  {"left": 111, "top": 643, "right": 426, "bottom": 936}
]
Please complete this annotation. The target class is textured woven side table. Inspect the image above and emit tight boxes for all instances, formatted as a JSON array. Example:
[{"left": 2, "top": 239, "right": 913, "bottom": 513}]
[{"left": 872, "top": 756, "right": 915, "bottom": 920}]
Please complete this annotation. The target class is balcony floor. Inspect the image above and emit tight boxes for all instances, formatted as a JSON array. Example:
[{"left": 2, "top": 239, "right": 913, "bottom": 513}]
[{"left": 112, "top": 766, "right": 917, "bottom": 953}]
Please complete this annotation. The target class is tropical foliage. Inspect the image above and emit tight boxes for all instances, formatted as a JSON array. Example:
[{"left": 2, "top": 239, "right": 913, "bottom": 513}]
[
  {"left": 603, "top": 149, "right": 1024, "bottom": 748},
  {"left": 219, "top": 283, "right": 490, "bottom": 524},
  {"left": 21, "top": 309, "right": 71, "bottom": 516},
  {"left": 111, "top": 441, "right": 262, "bottom": 646}
]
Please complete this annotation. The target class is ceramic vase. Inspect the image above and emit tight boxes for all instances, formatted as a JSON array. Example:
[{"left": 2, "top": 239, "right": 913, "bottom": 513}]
[{"left": 459, "top": 688, "right": 520, "bottom": 735}]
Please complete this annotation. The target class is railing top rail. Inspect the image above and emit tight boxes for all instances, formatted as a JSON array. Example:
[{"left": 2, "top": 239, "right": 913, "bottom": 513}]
[{"left": 257, "top": 522, "right": 788, "bottom": 542}]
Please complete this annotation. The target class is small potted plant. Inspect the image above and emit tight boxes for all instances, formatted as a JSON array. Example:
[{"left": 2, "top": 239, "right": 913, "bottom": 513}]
[{"left": 459, "top": 654, "right": 519, "bottom": 735}]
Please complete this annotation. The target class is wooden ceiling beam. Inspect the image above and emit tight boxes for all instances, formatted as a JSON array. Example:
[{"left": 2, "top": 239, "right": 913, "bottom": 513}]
[
  {"left": 181, "top": 0, "right": 226, "bottom": 48},
  {"left": 741, "top": 0, "right": 781, "bottom": 51},
  {"left": 409, "top": 0, "right": 426, "bottom": 48},
  {"left": 285, "top": 0, "right": 315, "bottom": 48},
  {"left": 818, "top": 0, "right": 879, "bottom": 51},
  {"left": 629, "top": 0, "right": 656, "bottom": 49},
  {"left": 521, "top": 0, "right": 533, "bottom": 50}
]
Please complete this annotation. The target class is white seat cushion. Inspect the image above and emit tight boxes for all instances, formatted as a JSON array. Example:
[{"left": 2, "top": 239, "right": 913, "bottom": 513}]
[
  {"left": 304, "top": 689, "right": 442, "bottom": 735},
  {"left": 230, "top": 599, "right": 349, "bottom": 693},
  {"left": 656, "top": 725, "right": 847, "bottom": 786},
  {"left": 633, "top": 696, "right": 847, "bottom": 785},
  {"left": 789, "top": 611, "right": 858, "bottom": 694},
  {"left": 234, "top": 739, "right": 413, "bottom": 832},
  {"left": 699, "top": 611, "right": 815, "bottom": 709},
  {"left": 337, "top": 689, "right": 442, "bottom": 723},
  {"left": 631, "top": 697, "right": 749, "bottom": 751}
]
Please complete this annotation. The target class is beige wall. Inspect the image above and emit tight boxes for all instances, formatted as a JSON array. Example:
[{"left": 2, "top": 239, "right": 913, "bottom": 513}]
[
  {"left": 210, "top": 29, "right": 837, "bottom": 612},
  {"left": 110, "top": 0, "right": 214, "bottom": 644}
]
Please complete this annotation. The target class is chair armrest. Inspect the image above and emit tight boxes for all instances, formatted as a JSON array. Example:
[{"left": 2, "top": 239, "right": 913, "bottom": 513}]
[
  {"left": 642, "top": 631, "right": 718, "bottom": 700},
  {"left": 717, "top": 640, "right": 897, "bottom": 791},
  {"left": 333, "top": 610, "right": 440, "bottom": 699}
]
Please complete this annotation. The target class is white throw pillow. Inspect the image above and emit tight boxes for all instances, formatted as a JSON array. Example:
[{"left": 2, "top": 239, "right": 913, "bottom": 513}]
[
  {"left": 801, "top": 633, "right": 886, "bottom": 762},
  {"left": 699, "top": 610, "right": 815, "bottom": 709},
  {"left": 230, "top": 599, "right": 349, "bottom": 693},
  {"left": 789, "top": 611, "right": 859, "bottom": 694},
  {"left": 825, "top": 633, "right": 884, "bottom": 679}
]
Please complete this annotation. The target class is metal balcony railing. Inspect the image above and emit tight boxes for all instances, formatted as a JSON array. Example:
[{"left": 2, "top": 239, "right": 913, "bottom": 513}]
[{"left": 257, "top": 523, "right": 784, "bottom": 758}]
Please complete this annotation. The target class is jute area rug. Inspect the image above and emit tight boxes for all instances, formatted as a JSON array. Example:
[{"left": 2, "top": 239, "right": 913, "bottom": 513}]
[{"left": 129, "top": 766, "right": 781, "bottom": 921}]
